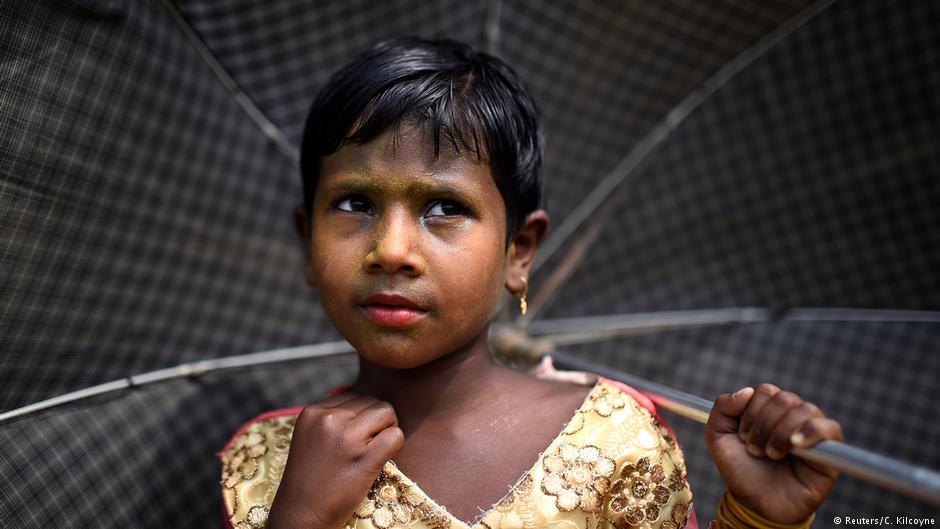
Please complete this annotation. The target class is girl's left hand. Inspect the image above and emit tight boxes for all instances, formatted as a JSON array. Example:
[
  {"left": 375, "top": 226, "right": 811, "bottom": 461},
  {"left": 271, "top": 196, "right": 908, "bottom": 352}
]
[{"left": 705, "top": 384, "right": 844, "bottom": 524}]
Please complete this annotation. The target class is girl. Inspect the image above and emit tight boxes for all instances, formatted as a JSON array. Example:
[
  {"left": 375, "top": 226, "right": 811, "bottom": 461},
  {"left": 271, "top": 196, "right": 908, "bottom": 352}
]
[{"left": 220, "top": 37, "right": 843, "bottom": 529}]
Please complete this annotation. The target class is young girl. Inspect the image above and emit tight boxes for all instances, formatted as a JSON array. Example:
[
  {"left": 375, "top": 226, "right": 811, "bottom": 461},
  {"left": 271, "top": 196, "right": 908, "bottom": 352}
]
[{"left": 220, "top": 37, "right": 843, "bottom": 529}]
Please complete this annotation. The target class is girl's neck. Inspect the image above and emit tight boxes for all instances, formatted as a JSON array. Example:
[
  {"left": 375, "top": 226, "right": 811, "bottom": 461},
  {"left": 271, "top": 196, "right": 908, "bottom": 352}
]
[{"left": 350, "top": 328, "right": 515, "bottom": 431}]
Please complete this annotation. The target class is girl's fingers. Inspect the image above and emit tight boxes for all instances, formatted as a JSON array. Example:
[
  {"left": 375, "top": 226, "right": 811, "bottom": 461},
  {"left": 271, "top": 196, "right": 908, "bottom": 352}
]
[
  {"left": 332, "top": 395, "right": 383, "bottom": 415},
  {"left": 791, "top": 416, "right": 844, "bottom": 447},
  {"left": 738, "top": 383, "right": 780, "bottom": 442},
  {"left": 360, "top": 425, "right": 405, "bottom": 473},
  {"left": 319, "top": 392, "right": 361, "bottom": 408},
  {"left": 745, "top": 390, "right": 803, "bottom": 458},
  {"left": 791, "top": 416, "right": 844, "bottom": 479},
  {"left": 350, "top": 400, "right": 399, "bottom": 441},
  {"left": 706, "top": 387, "right": 754, "bottom": 440},
  {"left": 764, "top": 401, "right": 822, "bottom": 460}
]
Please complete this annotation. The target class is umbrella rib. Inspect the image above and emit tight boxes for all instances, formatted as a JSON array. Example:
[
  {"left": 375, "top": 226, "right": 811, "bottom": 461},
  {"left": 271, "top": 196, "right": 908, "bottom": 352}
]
[
  {"left": 525, "top": 307, "right": 940, "bottom": 345},
  {"left": 158, "top": 0, "right": 299, "bottom": 165},
  {"left": 527, "top": 307, "right": 769, "bottom": 345},
  {"left": 0, "top": 341, "right": 355, "bottom": 424},
  {"left": 485, "top": 0, "right": 504, "bottom": 56},
  {"left": 527, "top": 0, "right": 839, "bottom": 317}
]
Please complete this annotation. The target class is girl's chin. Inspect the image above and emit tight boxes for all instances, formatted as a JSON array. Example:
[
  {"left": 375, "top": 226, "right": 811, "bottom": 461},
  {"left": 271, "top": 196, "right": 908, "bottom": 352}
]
[
  {"left": 353, "top": 342, "right": 441, "bottom": 369},
  {"left": 360, "top": 352, "right": 440, "bottom": 370}
]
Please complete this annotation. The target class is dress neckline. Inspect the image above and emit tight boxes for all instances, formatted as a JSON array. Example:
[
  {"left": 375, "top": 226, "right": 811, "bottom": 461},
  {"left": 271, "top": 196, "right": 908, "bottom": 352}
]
[{"left": 382, "top": 380, "right": 602, "bottom": 528}]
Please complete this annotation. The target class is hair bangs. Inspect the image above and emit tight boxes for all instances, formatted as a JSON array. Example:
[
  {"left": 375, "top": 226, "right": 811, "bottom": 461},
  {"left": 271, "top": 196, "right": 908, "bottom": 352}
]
[{"left": 301, "top": 37, "right": 543, "bottom": 242}]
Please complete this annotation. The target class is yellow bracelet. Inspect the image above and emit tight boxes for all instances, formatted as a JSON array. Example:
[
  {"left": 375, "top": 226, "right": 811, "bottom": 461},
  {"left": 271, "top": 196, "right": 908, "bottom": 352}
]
[{"left": 714, "top": 491, "right": 815, "bottom": 529}]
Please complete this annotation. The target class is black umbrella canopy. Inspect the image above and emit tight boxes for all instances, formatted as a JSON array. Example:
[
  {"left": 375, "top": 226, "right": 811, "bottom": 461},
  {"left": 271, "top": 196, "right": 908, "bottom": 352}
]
[{"left": 1, "top": 0, "right": 938, "bottom": 527}]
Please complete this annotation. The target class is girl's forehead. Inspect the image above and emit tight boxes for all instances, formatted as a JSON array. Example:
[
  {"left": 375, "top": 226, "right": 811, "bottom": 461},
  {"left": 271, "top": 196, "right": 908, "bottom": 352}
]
[{"left": 319, "top": 128, "right": 495, "bottom": 195}]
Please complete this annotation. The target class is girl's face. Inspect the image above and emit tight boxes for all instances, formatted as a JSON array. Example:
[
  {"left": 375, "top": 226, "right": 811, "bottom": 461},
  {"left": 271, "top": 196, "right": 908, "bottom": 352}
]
[{"left": 306, "top": 126, "right": 512, "bottom": 369}]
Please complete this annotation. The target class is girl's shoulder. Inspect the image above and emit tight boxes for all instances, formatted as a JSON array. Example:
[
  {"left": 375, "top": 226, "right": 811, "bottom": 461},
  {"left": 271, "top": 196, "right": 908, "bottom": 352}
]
[
  {"left": 508, "top": 377, "right": 695, "bottom": 529},
  {"left": 218, "top": 406, "right": 302, "bottom": 529},
  {"left": 218, "top": 386, "right": 351, "bottom": 528}
]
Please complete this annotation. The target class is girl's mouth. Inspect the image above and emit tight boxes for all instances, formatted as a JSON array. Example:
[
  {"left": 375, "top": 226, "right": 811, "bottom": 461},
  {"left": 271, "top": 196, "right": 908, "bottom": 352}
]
[
  {"left": 360, "top": 303, "right": 427, "bottom": 327},
  {"left": 359, "top": 293, "right": 429, "bottom": 327}
]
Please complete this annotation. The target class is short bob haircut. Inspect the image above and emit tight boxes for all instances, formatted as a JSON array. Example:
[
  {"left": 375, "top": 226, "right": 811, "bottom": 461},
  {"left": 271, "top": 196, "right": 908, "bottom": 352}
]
[{"left": 300, "top": 37, "right": 544, "bottom": 243}]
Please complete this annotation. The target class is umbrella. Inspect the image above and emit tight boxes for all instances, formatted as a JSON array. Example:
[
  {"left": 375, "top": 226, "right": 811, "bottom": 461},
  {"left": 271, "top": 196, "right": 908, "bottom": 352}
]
[{"left": 2, "top": 0, "right": 939, "bottom": 526}]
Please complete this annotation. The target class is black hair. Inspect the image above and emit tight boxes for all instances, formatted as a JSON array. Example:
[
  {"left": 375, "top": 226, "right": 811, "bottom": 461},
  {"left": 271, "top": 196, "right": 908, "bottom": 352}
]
[{"left": 300, "top": 36, "right": 544, "bottom": 242}]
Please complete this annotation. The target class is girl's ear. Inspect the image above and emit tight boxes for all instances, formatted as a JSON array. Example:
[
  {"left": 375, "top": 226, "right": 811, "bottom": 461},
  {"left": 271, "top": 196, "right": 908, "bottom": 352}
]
[
  {"left": 292, "top": 203, "right": 318, "bottom": 287},
  {"left": 505, "top": 209, "right": 550, "bottom": 295}
]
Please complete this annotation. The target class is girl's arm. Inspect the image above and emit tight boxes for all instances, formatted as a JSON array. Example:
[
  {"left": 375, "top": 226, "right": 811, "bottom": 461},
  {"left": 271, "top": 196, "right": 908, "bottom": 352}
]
[
  {"left": 266, "top": 394, "right": 404, "bottom": 529},
  {"left": 705, "top": 384, "right": 843, "bottom": 525}
]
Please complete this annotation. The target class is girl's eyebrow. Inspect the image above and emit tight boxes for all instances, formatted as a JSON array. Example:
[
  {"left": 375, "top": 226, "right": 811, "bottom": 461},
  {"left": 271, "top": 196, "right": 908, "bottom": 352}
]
[
  {"left": 326, "top": 179, "right": 384, "bottom": 195},
  {"left": 326, "top": 179, "right": 467, "bottom": 198}
]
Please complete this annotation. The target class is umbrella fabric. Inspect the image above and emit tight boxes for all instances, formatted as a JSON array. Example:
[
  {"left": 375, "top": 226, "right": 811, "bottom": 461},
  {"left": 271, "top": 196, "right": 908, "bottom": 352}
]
[
  {"left": 2, "top": 0, "right": 939, "bottom": 526},
  {"left": 0, "top": 0, "right": 340, "bottom": 411},
  {"left": 536, "top": 1, "right": 940, "bottom": 514},
  {"left": 0, "top": 357, "right": 357, "bottom": 528}
]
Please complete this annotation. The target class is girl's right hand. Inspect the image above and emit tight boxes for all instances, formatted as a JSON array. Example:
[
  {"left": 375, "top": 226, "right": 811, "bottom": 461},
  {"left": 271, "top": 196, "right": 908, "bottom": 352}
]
[{"left": 266, "top": 394, "right": 404, "bottom": 529}]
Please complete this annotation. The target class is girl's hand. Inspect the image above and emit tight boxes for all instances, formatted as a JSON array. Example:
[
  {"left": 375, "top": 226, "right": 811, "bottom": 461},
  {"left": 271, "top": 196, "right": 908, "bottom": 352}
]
[
  {"left": 266, "top": 394, "right": 404, "bottom": 529},
  {"left": 704, "top": 384, "right": 843, "bottom": 524}
]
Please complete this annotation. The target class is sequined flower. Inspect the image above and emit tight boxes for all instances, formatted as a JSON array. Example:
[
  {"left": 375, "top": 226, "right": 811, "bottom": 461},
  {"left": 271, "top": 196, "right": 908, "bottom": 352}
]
[
  {"left": 354, "top": 471, "right": 425, "bottom": 529},
  {"left": 273, "top": 420, "right": 296, "bottom": 450},
  {"left": 221, "top": 431, "right": 268, "bottom": 488},
  {"left": 607, "top": 457, "right": 670, "bottom": 527},
  {"left": 582, "top": 385, "right": 626, "bottom": 417},
  {"left": 541, "top": 443, "right": 616, "bottom": 512},
  {"left": 233, "top": 505, "right": 268, "bottom": 529},
  {"left": 660, "top": 502, "right": 690, "bottom": 529},
  {"left": 666, "top": 466, "right": 688, "bottom": 492}
]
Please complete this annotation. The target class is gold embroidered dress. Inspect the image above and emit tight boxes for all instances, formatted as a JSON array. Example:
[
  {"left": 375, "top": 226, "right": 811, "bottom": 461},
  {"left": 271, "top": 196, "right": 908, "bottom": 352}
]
[{"left": 220, "top": 378, "right": 696, "bottom": 529}]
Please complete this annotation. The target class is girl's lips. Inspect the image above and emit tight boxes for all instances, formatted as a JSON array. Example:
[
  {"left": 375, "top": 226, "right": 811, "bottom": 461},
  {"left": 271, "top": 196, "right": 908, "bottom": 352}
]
[{"left": 360, "top": 304, "right": 427, "bottom": 327}]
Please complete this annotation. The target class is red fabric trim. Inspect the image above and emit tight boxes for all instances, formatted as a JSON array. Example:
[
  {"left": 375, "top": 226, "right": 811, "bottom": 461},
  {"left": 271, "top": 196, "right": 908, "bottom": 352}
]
[{"left": 328, "top": 384, "right": 352, "bottom": 397}]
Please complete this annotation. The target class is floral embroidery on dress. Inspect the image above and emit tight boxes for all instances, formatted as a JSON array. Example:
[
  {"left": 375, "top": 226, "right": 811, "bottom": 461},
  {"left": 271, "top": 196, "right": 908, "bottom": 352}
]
[
  {"left": 541, "top": 443, "right": 616, "bottom": 512},
  {"left": 222, "top": 431, "right": 268, "bottom": 488},
  {"left": 666, "top": 466, "right": 688, "bottom": 493},
  {"left": 221, "top": 414, "right": 299, "bottom": 529},
  {"left": 354, "top": 468, "right": 427, "bottom": 529},
  {"left": 273, "top": 421, "right": 295, "bottom": 450},
  {"left": 495, "top": 473, "right": 534, "bottom": 512},
  {"left": 607, "top": 457, "right": 671, "bottom": 527},
  {"left": 563, "top": 413, "right": 586, "bottom": 435},
  {"left": 416, "top": 500, "right": 453, "bottom": 529},
  {"left": 581, "top": 385, "right": 627, "bottom": 417},
  {"left": 659, "top": 502, "right": 690, "bottom": 529}
]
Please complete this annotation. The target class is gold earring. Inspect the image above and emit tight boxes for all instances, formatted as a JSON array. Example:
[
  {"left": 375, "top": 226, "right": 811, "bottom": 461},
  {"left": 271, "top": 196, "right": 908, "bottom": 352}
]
[{"left": 518, "top": 276, "right": 528, "bottom": 316}]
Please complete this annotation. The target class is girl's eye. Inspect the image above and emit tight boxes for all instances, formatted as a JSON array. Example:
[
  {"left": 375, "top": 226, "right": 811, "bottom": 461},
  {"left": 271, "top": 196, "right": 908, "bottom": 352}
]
[
  {"left": 336, "top": 195, "right": 372, "bottom": 213},
  {"left": 426, "top": 199, "right": 467, "bottom": 217}
]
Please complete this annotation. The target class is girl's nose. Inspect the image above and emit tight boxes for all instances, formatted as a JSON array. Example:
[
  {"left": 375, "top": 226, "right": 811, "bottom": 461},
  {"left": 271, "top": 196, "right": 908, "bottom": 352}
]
[{"left": 363, "top": 210, "right": 426, "bottom": 276}]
